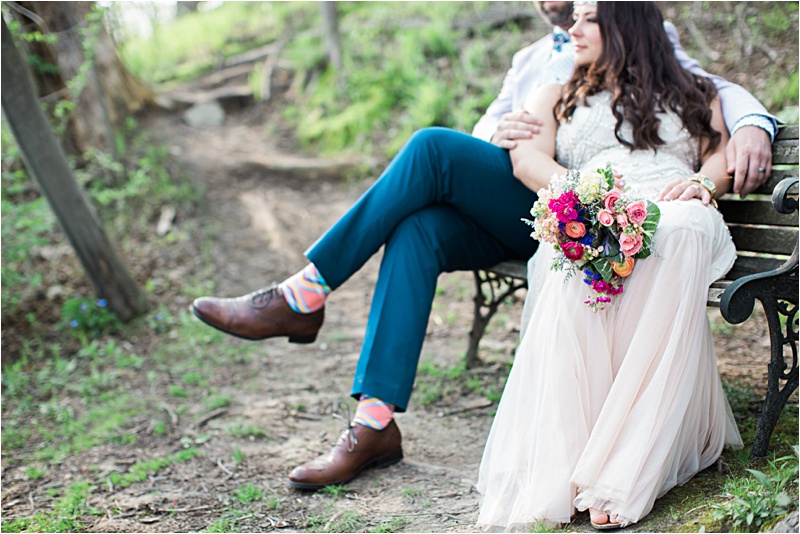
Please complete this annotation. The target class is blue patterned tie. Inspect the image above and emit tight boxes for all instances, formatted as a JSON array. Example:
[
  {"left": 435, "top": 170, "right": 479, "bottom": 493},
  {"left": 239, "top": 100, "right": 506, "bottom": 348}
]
[
  {"left": 539, "top": 30, "right": 575, "bottom": 86},
  {"left": 552, "top": 29, "right": 570, "bottom": 52}
]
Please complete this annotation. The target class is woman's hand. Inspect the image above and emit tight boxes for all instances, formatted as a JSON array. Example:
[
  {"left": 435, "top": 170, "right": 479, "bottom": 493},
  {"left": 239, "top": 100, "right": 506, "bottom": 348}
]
[
  {"left": 656, "top": 177, "right": 714, "bottom": 206},
  {"left": 613, "top": 169, "right": 625, "bottom": 189}
]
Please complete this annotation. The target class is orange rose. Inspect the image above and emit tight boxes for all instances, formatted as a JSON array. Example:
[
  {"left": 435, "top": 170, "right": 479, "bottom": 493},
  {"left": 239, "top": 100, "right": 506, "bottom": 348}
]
[
  {"left": 610, "top": 257, "right": 635, "bottom": 277},
  {"left": 565, "top": 221, "right": 586, "bottom": 238}
]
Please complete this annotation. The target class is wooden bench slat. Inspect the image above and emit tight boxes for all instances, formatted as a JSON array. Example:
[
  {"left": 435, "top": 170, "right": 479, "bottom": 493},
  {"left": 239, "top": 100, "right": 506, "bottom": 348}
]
[
  {"left": 750, "top": 169, "right": 798, "bottom": 196},
  {"left": 752, "top": 171, "right": 798, "bottom": 196},
  {"left": 771, "top": 140, "right": 799, "bottom": 166},
  {"left": 719, "top": 199, "right": 800, "bottom": 226},
  {"left": 748, "top": 171, "right": 798, "bottom": 198},
  {"left": 706, "top": 280, "right": 732, "bottom": 307},
  {"left": 487, "top": 259, "right": 528, "bottom": 279},
  {"left": 775, "top": 125, "right": 799, "bottom": 141},
  {"left": 728, "top": 255, "right": 786, "bottom": 279},
  {"left": 728, "top": 225, "right": 798, "bottom": 255}
]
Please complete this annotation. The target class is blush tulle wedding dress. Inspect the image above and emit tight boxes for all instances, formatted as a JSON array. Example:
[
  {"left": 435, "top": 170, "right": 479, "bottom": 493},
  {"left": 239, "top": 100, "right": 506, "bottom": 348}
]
[{"left": 476, "top": 92, "right": 742, "bottom": 531}]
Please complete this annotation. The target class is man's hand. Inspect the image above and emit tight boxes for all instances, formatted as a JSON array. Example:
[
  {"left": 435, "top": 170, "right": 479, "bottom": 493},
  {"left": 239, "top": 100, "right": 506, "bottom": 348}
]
[
  {"left": 726, "top": 126, "right": 773, "bottom": 198},
  {"left": 490, "top": 111, "right": 543, "bottom": 150}
]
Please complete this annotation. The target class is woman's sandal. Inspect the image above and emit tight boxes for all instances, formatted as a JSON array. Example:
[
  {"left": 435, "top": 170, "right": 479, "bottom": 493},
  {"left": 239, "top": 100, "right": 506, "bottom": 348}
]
[{"left": 589, "top": 509, "right": 622, "bottom": 531}]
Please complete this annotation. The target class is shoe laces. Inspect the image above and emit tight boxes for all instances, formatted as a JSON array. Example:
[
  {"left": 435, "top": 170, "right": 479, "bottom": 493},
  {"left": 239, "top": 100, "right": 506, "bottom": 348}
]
[
  {"left": 332, "top": 401, "right": 357, "bottom": 452},
  {"left": 250, "top": 286, "right": 278, "bottom": 308}
]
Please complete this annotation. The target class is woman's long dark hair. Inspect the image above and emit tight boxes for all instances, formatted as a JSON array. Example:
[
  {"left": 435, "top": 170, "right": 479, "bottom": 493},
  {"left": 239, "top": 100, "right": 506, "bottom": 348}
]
[{"left": 556, "top": 1, "right": 721, "bottom": 154}]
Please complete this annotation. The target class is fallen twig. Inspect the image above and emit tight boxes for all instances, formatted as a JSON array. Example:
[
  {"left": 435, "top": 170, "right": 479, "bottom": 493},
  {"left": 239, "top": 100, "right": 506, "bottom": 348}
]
[
  {"left": 323, "top": 511, "right": 341, "bottom": 531},
  {"left": 444, "top": 398, "right": 493, "bottom": 416},
  {"left": 197, "top": 407, "right": 229, "bottom": 428},
  {"left": 154, "top": 505, "right": 213, "bottom": 513},
  {"left": 217, "top": 458, "right": 233, "bottom": 476},
  {"left": 160, "top": 403, "right": 178, "bottom": 425}
]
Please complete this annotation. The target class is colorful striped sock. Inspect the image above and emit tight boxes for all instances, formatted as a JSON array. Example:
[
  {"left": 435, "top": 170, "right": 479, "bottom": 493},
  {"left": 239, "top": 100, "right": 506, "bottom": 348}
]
[
  {"left": 353, "top": 395, "right": 395, "bottom": 430},
  {"left": 279, "top": 263, "right": 331, "bottom": 314}
]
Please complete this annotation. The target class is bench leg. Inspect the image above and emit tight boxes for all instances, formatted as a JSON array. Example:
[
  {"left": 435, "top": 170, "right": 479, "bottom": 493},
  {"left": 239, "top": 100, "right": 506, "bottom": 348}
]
[
  {"left": 466, "top": 270, "right": 526, "bottom": 369},
  {"left": 751, "top": 297, "right": 799, "bottom": 458}
]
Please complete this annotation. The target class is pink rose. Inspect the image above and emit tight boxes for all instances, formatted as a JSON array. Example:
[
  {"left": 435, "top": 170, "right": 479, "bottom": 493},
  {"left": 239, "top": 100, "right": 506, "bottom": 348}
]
[
  {"left": 598, "top": 209, "right": 614, "bottom": 226},
  {"left": 565, "top": 221, "right": 586, "bottom": 238},
  {"left": 619, "top": 233, "right": 644, "bottom": 257},
  {"left": 616, "top": 213, "right": 629, "bottom": 228},
  {"left": 561, "top": 241, "right": 584, "bottom": 261},
  {"left": 604, "top": 189, "right": 622, "bottom": 210},
  {"left": 626, "top": 201, "right": 648, "bottom": 224}
]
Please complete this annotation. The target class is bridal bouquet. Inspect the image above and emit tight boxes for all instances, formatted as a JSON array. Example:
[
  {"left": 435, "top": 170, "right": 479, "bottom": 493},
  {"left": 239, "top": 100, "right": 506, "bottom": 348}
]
[{"left": 525, "top": 164, "right": 660, "bottom": 311}]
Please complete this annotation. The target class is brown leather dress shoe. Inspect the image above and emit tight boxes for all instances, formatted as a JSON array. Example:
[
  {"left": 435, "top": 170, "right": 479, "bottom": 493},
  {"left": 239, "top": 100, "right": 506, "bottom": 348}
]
[
  {"left": 191, "top": 286, "right": 324, "bottom": 343},
  {"left": 289, "top": 420, "right": 403, "bottom": 490}
]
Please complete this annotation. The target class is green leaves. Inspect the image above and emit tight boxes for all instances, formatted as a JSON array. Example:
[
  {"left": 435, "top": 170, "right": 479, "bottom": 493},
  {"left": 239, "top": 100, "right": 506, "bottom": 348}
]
[
  {"left": 635, "top": 201, "right": 661, "bottom": 260},
  {"left": 599, "top": 163, "right": 615, "bottom": 190},
  {"left": 592, "top": 256, "right": 615, "bottom": 282},
  {"left": 712, "top": 448, "right": 799, "bottom": 531}
]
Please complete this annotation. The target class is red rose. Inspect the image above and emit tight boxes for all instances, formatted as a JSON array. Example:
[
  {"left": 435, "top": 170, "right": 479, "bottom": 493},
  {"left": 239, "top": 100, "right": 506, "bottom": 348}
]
[{"left": 561, "top": 241, "right": 584, "bottom": 261}]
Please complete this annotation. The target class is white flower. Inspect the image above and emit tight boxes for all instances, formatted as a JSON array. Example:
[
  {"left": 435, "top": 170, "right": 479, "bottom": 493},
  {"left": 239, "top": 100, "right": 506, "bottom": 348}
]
[{"left": 575, "top": 171, "right": 609, "bottom": 204}]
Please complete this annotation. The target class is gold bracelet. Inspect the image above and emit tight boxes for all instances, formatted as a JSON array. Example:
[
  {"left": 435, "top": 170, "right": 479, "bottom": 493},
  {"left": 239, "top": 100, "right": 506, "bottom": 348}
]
[{"left": 688, "top": 173, "right": 719, "bottom": 209}]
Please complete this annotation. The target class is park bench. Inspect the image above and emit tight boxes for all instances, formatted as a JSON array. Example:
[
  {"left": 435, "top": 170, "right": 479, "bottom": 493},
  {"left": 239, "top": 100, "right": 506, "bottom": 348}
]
[{"left": 467, "top": 125, "right": 799, "bottom": 458}]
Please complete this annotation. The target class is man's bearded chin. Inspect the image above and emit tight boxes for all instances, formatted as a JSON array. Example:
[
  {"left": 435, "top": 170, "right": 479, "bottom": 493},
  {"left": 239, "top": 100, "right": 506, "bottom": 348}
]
[{"left": 543, "top": 3, "right": 574, "bottom": 29}]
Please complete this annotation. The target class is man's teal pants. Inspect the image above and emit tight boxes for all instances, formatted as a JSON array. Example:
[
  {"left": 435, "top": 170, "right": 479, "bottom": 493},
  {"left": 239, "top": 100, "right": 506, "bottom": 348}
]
[{"left": 306, "top": 127, "right": 539, "bottom": 411}]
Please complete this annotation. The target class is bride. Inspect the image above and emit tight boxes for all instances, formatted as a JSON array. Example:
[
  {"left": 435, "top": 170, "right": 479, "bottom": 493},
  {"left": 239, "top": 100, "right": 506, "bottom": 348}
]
[{"left": 476, "top": 1, "right": 742, "bottom": 531}]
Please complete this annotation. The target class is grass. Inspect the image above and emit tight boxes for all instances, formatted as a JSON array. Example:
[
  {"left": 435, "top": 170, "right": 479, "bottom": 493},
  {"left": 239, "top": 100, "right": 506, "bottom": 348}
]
[
  {"left": 370, "top": 516, "right": 411, "bottom": 533},
  {"left": 232, "top": 483, "right": 264, "bottom": 504},
  {"left": 2, "top": 481, "right": 100, "bottom": 533},
  {"left": 226, "top": 421, "right": 268, "bottom": 439},
  {"left": 108, "top": 448, "right": 198, "bottom": 488},
  {"left": 306, "top": 509, "right": 364, "bottom": 533},
  {"left": 414, "top": 355, "right": 509, "bottom": 407},
  {"left": 117, "top": 2, "right": 296, "bottom": 85},
  {"left": 204, "top": 393, "right": 232, "bottom": 410},
  {"left": 206, "top": 513, "right": 240, "bottom": 533},
  {"left": 320, "top": 485, "right": 353, "bottom": 498}
]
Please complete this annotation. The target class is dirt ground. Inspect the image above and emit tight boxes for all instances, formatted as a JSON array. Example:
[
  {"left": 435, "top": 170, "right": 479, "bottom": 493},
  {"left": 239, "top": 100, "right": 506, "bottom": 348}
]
[{"left": 1, "top": 91, "right": 788, "bottom": 533}]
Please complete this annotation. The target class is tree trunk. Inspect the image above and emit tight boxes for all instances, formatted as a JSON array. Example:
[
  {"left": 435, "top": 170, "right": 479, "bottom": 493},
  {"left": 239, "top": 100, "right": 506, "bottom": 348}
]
[
  {"left": 13, "top": 1, "right": 154, "bottom": 156},
  {"left": 2, "top": 18, "right": 148, "bottom": 322},
  {"left": 320, "top": 2, "right": 343, "bottom": 71}
]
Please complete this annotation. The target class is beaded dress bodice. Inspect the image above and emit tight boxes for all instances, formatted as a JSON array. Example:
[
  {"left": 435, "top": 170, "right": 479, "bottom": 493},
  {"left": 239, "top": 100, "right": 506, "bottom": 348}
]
[{"left": 555, "top": 92, "right": 701, "bottom": 198}]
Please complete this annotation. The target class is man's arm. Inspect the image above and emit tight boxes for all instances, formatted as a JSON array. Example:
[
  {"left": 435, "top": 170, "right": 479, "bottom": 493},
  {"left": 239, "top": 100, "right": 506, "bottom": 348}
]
[
  {"left": 472, "top": 38, "right": 550, "bottom": 147},
  {"left": 665, "top": 22, "right": 780, "bottom": 197},
  {"left": 471, "top": 67, "right": 517, "bottom": 142}
]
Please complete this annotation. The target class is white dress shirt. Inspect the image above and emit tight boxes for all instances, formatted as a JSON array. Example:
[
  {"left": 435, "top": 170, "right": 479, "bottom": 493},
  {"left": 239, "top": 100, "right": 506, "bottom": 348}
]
[{"left": 472, "top": 22, "right": 779, "bottom": 143}]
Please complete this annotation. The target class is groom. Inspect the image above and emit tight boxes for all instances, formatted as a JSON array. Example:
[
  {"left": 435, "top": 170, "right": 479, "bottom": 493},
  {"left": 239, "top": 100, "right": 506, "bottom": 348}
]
[{"left": 192, "top": 1, "right": 778, "bottom": 489}]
